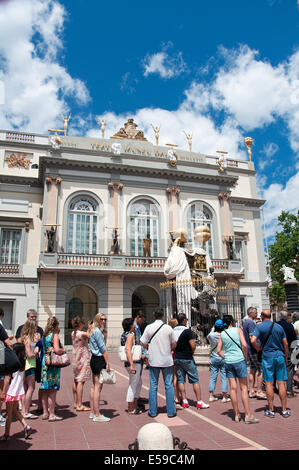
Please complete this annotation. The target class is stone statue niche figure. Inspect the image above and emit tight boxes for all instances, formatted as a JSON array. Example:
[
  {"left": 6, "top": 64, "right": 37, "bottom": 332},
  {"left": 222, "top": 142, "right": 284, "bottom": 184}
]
[
  {"left": 46, "top": 226, "right": 56, "bottom": 253},
  {"left": 280, "top": 264, "right": 296, "bottom": 281},
  {"left": 227, "top": 236, "right": 235, "bottom": 260},
  {"left": 143, "top": 233, "right": 152, "bottom": 257},
  {"left": 111, "top": 228, "right": 120, "bottom": 255}
]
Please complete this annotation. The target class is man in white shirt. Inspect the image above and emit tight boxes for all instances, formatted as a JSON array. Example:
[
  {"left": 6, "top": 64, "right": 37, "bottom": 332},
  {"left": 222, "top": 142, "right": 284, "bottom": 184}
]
[{"left": 141, "top": 308, "right": 177, "bottom": 418}]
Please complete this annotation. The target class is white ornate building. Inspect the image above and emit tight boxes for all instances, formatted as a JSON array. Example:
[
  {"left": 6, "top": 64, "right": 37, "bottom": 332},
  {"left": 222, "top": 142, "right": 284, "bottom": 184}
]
[{"left": 0, "top": 120, "right": 269, "bottom": 348}]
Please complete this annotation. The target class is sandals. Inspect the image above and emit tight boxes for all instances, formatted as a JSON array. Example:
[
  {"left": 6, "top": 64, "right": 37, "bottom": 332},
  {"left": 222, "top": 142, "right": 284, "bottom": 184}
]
[
  {"left": 23, "top": 413, "right": 38, "bottom": 420},
  {"left": 126, "top": 409, "right": 143, "bottom": 415},
  {"left": 256, "top": 392, "right": 267, "bottom": 400},
  {"left": 24, "top": 425, "right": 32, "bottom": 439},
  {"left": 76, "top": 406, "right": 91, "bottom": 412},
  {"left": 0, "top": 434, "right": 10, "bottom": 441},
  {"left": 48, "top": 415, "right": 63, "bottom": 422}
]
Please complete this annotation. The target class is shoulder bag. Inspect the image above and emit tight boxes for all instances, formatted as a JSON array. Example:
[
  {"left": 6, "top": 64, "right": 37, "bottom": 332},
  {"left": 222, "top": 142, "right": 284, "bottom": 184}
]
[
  {"left": 118, "top": 333, "right": 142, "bottom": 362},
  {"left": 257, "top": 322, "right": 275, "bottom": 362},
  {"left": 43, "top": 335, "right": 71, "bottom": 368},
  {"left": 0, "top": 341, "right": 21, "bottom": 376}
]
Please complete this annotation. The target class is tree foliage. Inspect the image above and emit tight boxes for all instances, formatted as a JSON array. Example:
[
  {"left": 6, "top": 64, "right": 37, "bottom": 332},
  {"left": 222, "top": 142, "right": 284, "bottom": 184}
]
[{"left": 268, "top": 210, "right": 299, "bottom": 308}]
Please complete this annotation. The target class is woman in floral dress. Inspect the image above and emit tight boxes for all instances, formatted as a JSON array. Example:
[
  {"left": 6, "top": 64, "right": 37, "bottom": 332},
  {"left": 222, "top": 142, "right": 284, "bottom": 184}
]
[
  {"left": 71, "top": 317, "right": 91, "bottom": 411},
  {"left": 40, "top": 316, "right": 66, "bottom": 421}
]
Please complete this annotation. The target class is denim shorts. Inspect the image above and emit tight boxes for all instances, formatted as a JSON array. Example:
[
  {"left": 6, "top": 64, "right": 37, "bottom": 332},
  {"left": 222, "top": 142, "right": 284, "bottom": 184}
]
[
  {"left": 225, "top": 360, "right": 248, "bottom": 379},
  {"left": 262, "top": 356, "right": 288, "bottom": 382},
  {"left": 25, "top": 368, "right": 36, "bottom": 378},
  {"left": 174, "top": 358, "right": 199, "bottom": 384}
]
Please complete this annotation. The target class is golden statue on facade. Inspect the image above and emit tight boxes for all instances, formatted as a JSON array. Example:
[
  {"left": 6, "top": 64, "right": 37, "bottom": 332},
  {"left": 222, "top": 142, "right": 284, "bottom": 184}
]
[
  {"left": 96, "top": 116, "right": 106, "bottom": 138},
  {"left": 183, "top": 131, "right": 193, "bottom": 152},
  {"left": 245, "top": 137, "right": 253, "bottom": 161},
  {"left": 60, "top": 113, "right": 71, "bottom": 136},
  {"left": 151, "top": 124, "right": 160, "bottom": 145}
]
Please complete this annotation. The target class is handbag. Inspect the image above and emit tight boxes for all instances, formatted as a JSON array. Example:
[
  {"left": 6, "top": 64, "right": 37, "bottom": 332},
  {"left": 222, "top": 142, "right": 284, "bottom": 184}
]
[
  {"left": 43, "top": 336, "right": 71, "bottom": 368},
  {"left": 99, "top": 368, "right": 116, "bottom": 384},
  {"left": 118, "top": 333, "right": 142, "bottom": 362},
  {"left": 0, "top": 342, "right": 21, "bottom": 376}
]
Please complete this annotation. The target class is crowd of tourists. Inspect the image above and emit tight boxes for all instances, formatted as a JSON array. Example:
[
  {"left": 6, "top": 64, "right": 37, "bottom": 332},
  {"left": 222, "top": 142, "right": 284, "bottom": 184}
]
[{"left": 0, "top": 305, "right": 298, "bottom": 442}]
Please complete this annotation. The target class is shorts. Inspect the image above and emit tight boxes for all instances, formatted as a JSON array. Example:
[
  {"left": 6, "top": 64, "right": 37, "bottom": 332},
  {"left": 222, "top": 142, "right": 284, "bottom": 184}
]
[
  {"left": 90, "top": 355, "right": 106, "bottom": 376},
  {"left": 262, "top": 356, "right": 288, "bottom": 382},
  {"left": 174, "top": 358, "right": 199, "bottom": 384},
  {"left": 225, "top": 360, "right": 248, "bottom": 379},
  {"left": 248, "top": 352, "right": 262, "bottom": 373},
  {"left": 25, "top": 368, "right": 36, "bottom": 378}
]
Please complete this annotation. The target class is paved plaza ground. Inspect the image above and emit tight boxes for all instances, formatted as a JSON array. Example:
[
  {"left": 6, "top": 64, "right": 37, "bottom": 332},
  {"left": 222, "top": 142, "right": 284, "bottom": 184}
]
[{"left": 1, "top": 352, "right": 299, "bottom": 452}]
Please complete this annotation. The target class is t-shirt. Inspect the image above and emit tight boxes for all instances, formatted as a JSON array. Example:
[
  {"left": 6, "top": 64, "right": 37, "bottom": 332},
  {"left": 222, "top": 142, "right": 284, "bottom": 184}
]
[
  {"left": 277, "top": 320, "right": 297, "bottom": 348},
  {"left": 207, "top": 331, "right": 221, "bottom": 358},
  {"left": 242, "top": 318, "right": 256, "bottom": 354},
  {"left": 251, "top": 321, "right": 286, "bottom": 359},
  {"left": 0, "top": 324, "right": 8, "bottom": 342},
  {"left": 15, "top": 324, "right": 44, "bottom": 340},
  {"left": 174, "top": 329, "right": 196, "bottom": 360},
  {"left": 140, "top": 320, "right": 176, "bottom": 367},
  {"left": 220, "top": 328, "right": 244, "bottom": 364}
]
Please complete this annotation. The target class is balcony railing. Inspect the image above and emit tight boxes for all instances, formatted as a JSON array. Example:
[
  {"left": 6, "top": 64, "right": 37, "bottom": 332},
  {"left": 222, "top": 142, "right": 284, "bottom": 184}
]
[
  {"left": 40, "top": 253, "right": 243, "bottom": 276},
  {"left": 0, "top": 264, "right": 20, "bottom": 275}
]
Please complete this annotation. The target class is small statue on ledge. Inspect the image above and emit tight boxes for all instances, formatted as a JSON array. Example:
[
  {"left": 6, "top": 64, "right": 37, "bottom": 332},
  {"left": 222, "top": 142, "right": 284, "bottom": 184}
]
[
  {"left": 226, "top": 236, "right": 235, "bottom": 260},
  {"left": 110, "top": 228, "right": 120, "bottom": 255},
  {"left": 46, "top": 226, "right": 56, "bottom": 253},
  {"left": 143, "top": 233, "right": 152, "bottom": 257}
]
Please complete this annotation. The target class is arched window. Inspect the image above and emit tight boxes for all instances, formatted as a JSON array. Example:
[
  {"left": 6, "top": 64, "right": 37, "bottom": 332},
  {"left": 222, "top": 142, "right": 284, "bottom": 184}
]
[
  {"left": 186, "top": 202, "right": 214, "bottom": 258},
  {"left": 129, "top": 199, "right": 159, "bottom": 257},
  {"left": 67, "top": 196, "right": 99, "bottom": 254}
]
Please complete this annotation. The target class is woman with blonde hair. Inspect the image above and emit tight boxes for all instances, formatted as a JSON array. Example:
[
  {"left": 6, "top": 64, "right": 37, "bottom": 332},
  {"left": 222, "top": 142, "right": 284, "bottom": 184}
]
[
  {"left": 40, "top": 316, "right": 66, "bottom": 422},
  {"left": 20, "top": 320, "right": 39, "bottom": 419},
  {"left": 71, "top": 316, "right": 91, "bottom": 411},
  {"left": 88, "top": 313, "right": 111, "bottom": 422}
]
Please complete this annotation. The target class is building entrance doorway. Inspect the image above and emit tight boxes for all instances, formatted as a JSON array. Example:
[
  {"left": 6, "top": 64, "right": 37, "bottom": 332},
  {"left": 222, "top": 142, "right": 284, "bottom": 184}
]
[
  {"left": 132, "top": 285, "right": 160, "bottom": 326},
  {"left": 65, "top": 285, "right": 97, "bottom": 345}
]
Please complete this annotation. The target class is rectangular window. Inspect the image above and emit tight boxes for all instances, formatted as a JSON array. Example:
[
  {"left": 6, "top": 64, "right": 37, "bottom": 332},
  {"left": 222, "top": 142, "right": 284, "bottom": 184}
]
[{"left": 0, "top": 229, "right": 21, "bottom": 264}]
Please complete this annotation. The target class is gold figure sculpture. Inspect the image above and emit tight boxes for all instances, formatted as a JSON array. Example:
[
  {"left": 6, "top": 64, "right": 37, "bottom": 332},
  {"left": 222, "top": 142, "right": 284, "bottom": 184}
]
[
  {"left": 183, "top": 131, "right": 193, "bottom": 152},
  {"left": 245, "top": 137, "right": 253, "bottom": 161},
  {"left": 151, "top": 124, "right": 160, "bottom": 145},
  {"left": 96, "top": 116, "right": 106, "bottom": 138},
  {"left": 216, "top": 151, "right": 228, "bottom": 173},
  {"left": 60, "top": 113, "right": 71, "bottom": 136}
]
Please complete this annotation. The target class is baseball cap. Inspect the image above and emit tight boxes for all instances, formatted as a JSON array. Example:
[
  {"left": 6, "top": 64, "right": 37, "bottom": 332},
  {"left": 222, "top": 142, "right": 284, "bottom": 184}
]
[{"left": 215, "top": 319, "right": 224, "bottom": 328}]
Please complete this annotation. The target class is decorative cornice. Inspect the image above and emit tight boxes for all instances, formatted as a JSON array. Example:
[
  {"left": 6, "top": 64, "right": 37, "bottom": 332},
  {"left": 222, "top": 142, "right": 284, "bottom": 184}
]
[{"left": 230, "top": 196, "right": 266, "bottom": 208}]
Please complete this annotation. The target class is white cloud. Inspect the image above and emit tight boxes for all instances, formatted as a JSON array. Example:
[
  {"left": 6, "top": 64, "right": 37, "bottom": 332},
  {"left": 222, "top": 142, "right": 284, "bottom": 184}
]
[
  {"left": 143, "top": 50, "right": 187, "bottom": 79},
  {"left": 0, "top": 0, "right": 90, "bottom": 133}
]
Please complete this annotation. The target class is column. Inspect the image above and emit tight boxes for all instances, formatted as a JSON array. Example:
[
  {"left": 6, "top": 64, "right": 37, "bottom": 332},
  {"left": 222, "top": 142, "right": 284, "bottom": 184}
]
[
  {"left": 166, "top": 187, "right": 181, "bottom": 234},
  {"left": 218, "top": 192, "right": 233, "bottom": 258},
  {"left": 107, "top": 274, "right": 124, "bottom": 350},
  {"left": 108, "top": 182, "right": 123, "bottom": 254},
  {"left": 38, "top": 272, "right": 58, "bottom": 335}
]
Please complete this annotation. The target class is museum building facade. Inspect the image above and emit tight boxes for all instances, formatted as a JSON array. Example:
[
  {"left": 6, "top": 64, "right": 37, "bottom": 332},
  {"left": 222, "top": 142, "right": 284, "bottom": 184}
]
[{"left": 0, "top": 121, "right": 269, "bottom": 348}]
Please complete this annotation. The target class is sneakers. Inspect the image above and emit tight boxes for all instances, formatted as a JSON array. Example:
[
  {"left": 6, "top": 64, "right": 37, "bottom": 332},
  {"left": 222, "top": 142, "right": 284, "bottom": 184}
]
[
  {"left": 93, "top": 414, "right": 110, "bottom": 422},
  {"left": 0, "top": 415, "right": 6, "bottom": 427},
  {"left": 209, "top": 396, "right": 218, "bottom": 402},
  {"left": 181, "top": 401, "right": 189, "bottom": 409},
  {"left": 89, "top": 413, "right": 95, "bottom": 419},
  {"left": 221, "top": 397, "right": 231, "bottom": 403},
  {"left": 264, "top": 410, "right": 275, "bottom": 418},
  {"left": 282, "top": 410, "right": 291, "bottom": 418},
  {"left": 244, "top": 415, "right": 259, "bottom": 424},
  {"left": 196, "top": 400, "right": 210, "bottom": 409}
]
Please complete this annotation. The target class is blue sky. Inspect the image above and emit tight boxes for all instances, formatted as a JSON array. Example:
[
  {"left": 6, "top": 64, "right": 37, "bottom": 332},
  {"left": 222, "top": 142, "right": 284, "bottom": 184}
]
[{"left": 0, "top": 0, "right": 298, "bottom": 242}]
